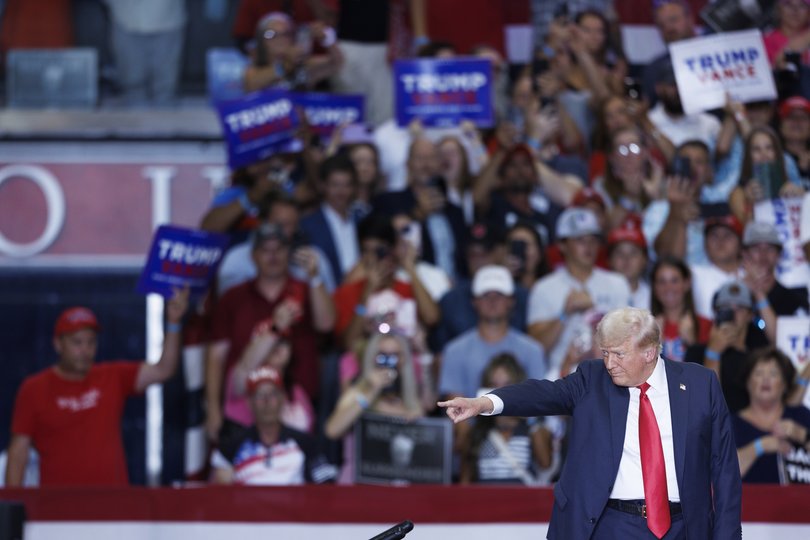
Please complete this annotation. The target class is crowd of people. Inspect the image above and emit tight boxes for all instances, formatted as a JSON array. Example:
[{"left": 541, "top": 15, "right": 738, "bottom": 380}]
[{"left": 5, "top": 0, "right": 810, "bottom": 489}]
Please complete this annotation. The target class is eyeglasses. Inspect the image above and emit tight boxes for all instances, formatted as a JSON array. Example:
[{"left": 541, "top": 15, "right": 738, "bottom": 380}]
[
  {"left": 375, "top": 353, "right": 399, "bottom": 369},
  {"left": 616, "top": 143, "right": 642, "bottom": 156}
]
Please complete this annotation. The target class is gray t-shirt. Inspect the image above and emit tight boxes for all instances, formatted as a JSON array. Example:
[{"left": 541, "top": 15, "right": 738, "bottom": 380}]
[{"left": 439, "top": 328, "right": 546, "bottom": 398}]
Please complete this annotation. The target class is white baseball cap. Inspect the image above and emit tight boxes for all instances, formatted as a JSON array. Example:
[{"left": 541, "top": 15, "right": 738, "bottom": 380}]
[
  {"left": 556, "top": 207, "right": 602, "bottom": 240},
  {"left": 472, "top": 265, "right": 514, "bottom": 297}
]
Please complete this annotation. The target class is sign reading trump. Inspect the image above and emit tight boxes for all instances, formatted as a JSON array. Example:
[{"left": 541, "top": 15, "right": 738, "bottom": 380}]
[
  {"left": 394, "top": 58, "right": 493, "bottom": 128},
  {"left": 215, "top": 89, "right": 299, "bottom": 169},
  {"left": 137, "top": 225, "right": 229, "bottom": 297},
  {"left": 292, "top": 92, "right": 364, "bottom": 137},
  {"left": 670, "top": 29, "right": 776, "bottom": 115}
]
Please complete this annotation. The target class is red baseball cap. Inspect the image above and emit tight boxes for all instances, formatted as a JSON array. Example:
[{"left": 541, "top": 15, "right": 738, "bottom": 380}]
[
  {"left": 572, "top": 187, "right": 607, "bottom": 209},
  {"left": 53, "top": 307, "right": 100, "bottom": 338},
  {"left": 246, "top": 366, "right": 283, "bottom": 395},
  {"left": 779, "top": 96, "right": 810, "bottom": 119},
  {"left": 607, "top": 216, "right": 647, "bottom": 250},
  {"left": 704, "top": 214, "right": 743, "bottom": 238}
]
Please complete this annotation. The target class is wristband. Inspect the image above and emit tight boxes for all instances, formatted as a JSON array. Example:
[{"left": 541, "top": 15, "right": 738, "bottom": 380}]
[
  {"left": 704, "top": 349, "right": 721, "bottom": 362},
  {"left": 166, "top": 322, "right": 182, "bottom": 334},
  {"left": 237, "top": 191, "right": 255, "bottom": 213},
  {"left": 796, "top": 377, "right": 810, "bottom": 388},
  {"left": 754, "top": 437, "right": 765, "bottom": 458},
  {"left": 354, "top": 304, "right": 367, "bottom": 317},
  {"left": 355, "top": 391, "right": 370, "bottom": 410},
  {"left": 755, "top": 298, "right": 770, "bottom": 311}
]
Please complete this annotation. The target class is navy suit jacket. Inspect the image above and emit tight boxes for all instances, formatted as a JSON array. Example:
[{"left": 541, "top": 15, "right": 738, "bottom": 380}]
[
  {"left": 492, "top": 359, "right": 741, "bottom": 540},
  {"left": 299, "top": 207, "right": 350, "bottom": 287}
]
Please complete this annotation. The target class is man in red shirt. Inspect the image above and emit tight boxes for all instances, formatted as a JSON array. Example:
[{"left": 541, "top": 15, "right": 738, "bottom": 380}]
[{"left": 5, "top": 288, "right": 189, "bottom": 486}]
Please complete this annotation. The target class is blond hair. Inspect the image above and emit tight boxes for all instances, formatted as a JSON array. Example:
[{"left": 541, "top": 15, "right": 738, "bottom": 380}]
[{"left": 595, "top": 307, "right": 662, "bottom": 355}]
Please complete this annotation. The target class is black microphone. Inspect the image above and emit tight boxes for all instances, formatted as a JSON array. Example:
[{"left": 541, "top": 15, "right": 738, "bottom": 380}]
[{"left": 368, "top": 520, "right": 414, "bottom": 540}]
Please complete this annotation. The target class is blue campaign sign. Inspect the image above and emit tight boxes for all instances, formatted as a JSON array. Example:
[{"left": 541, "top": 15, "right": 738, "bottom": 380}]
[
  {"left": 292, "top": 92, "right": 364, "bottom": 137},
  {"left": 137, "top": 225, "right": 229, "bottom": 297},
  {"left": 394, "top": 58, "right": 493, "bottom": 128},
  {"left": 215, "top": 88, "right": 299, "bottom": 169}
]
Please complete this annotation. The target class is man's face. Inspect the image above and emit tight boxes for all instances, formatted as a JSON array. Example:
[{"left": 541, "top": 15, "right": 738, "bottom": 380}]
[
  {"left": 323, "top": 171, "right": 356, "bottom": 214},
  {"left": 269, "top": 203, "right": 299, "bottom": 240},
  {"left": 609, "top": 242, "right": 647, "bottom": 283},
  {"left": 252, "top": 238, "right": 290, "bottom": 279},
  {"left": 678, "top": 145, "right": 712, "bottom": 187},
  {"left": 654, "top": 3, "right": 694, "bottom": 43},
  {"left": 601, "top": 338, "right": 655, "bottom": 387},
  {"left": 561, "top": 235, "right": 600, "bottom": 271},
  {"left": 250, "top": 383, "right": 284, "bottom": 426},
  {"left": 502, "top": 152, "right": 536, "bottom": 186},
  {"left": 54, "top": 329, "right": 98, "bottom": 377},
  {"left": 704, "top": 226, "right": 741, "bottom": 267},
  {"left": 473, "top": 291, "right": 514, "bottom": 322},
  {"left": 656, "top": 82, "right": 684, "bottom": 115},
  {"left": 743, "top": 243, "right": 780, "bottom": 273},
  {"left": 781, "top": 109, "right": 810, "bottom": 141},
  {"left": 407, "top": 139, "right": 440, "bottom": 186}
]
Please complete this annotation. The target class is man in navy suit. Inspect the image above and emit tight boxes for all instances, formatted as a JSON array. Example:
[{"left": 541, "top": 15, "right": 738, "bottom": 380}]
[{"left": 440, "top": 307, "right": 741, "bottom": 539}]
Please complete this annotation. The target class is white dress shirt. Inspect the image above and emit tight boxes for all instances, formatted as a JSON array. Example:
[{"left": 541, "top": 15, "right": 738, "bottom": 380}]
[{"left": 484, "top": 356, "right": 680, "bottom": 501}]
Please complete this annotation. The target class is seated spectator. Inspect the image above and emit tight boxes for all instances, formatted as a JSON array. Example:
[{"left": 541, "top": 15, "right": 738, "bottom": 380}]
[
  {"left": 243, "top": 12, "right": 342, "bottom": 92},
  {"left": 607, "top": 216, "right": 650, "bottom": 310},
  {"left": 593, "top": 126, "right": 665, "bottom": 230},
  {"left": 334, "top": 213, "right": 439, "bottom": 349},
  {"left": 504, "top": 221, "right": 550, "bottom": 292},
  {"left": 691, "top": 215, "right": 744, "bottom": 319},
  {"left": 325, "top": 331, "right": 424, "bottom": 483},
  {"left": 778, "top": 96, "right": 810, "bottom": 186},
  {"left": 460, "top": 353, "right": 553, "bottom": 485},
  {"left": 206, "top": 223, "right": 335, "bottom": 443},
  {"left": 372, "top": 138, "right": 468, "bottom": 280},
  {"left": 5, "top": 290, "right": 189, "bottom": 486},
  {"left": 439, "top": 265, "right": 547, "bottom": 402},
  {"left": 685, "top": 281, "right": 770, "bottom": 413},
  {"left": 528, "top": 207, "right": 630, "bottom": 380},
  {"left": 225, "top": 322, "right": 314, "bottom": 433},
  {"left": 211, "top": 366, "right": 334, "bottom": 485},
  {"left": 299, "top": 154, "right": 362, "bottom": 286},
  {"left": 734, "top": 347, "right": 810, "bottom": 484},
  {"left": 729, "top": 126, "right": 807, "bottom": 225},
  {"left": 651, "top": 257, "right": 711, "bottom": 363},
  {"left": 741, "top": 222, "right": 809, "bottom": 338}
]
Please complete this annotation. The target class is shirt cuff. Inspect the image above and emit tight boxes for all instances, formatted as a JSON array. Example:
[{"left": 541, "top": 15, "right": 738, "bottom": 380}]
[{"left": 481, "top": 394, "right": 504, "bottom": 416}]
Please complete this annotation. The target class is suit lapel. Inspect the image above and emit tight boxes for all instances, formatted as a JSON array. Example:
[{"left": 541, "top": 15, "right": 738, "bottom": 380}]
[
  {"left": 608, "top": 377, "right": 630, "bottom": 474},
  {"left": 664, "top": 359, "right": 688, "bottom": 488}
]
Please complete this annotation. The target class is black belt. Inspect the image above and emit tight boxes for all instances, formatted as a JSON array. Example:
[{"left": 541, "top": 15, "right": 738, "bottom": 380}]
[{"left": 606, "top": 499, "right": 682, "bottom": 518}]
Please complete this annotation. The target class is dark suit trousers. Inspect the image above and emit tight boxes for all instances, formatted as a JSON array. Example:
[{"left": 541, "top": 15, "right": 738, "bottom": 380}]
[{"left": 591, "top": 505, "right": 685, "bottom": 540}]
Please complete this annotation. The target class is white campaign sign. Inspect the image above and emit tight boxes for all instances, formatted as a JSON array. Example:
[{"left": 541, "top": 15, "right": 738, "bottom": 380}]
[
  {"left": 670, "top": 29, "right": 776, "bottom": 115},
  {"left": 753, "top": 197, "right": 809, "bottom": 288}
]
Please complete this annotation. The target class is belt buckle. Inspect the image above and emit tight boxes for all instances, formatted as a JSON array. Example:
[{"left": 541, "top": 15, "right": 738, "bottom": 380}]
[{"left": 641, "top": 504, "right": 647, "bottom": 519}]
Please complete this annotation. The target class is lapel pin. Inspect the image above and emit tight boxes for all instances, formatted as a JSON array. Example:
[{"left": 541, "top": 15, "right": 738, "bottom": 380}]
[{"left": 679, "top": 384, "right": 686, "bottom": 391}]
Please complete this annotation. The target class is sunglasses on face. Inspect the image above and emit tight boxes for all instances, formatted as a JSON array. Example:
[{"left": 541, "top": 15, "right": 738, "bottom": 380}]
[
  {"left": 615, "top": 143, "right": 642, "bottom": 156},
  {"left": 375, "top": 353, "right": 399, "bottom": 369}
]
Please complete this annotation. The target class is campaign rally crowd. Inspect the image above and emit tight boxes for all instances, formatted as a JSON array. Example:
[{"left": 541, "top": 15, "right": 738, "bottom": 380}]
[{"left": 4, "top": 0, "right": 810, "bottom": 490}]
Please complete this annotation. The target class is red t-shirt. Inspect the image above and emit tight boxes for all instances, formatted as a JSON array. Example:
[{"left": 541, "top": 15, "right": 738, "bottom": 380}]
[
  {"left": 10, "top": 362, "right": 141, "bottom": 486},
  {"left": 210, "top": 278, "right": 321, "bottom": 399},
  {"left": 660, "top": 316, "right": 712, "bottom": 362}
]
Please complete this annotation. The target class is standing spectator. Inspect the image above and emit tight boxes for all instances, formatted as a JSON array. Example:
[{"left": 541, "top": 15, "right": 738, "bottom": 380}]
[
  {"left": 778, "top": 96, "right": 810, "bottom": 185},
  {"left": 439, "top": 265, "right": 547, "bottom": 401},
  {"left": 527, "top": 207, "right": 631, "bottom": 380},
  {"left": 460, "top": 353, "right": 553, "bottom": 485},
  {"left": 299, "top": 154, "right": 362, "bottom": 286},
  {"left": 607, "top": 216, "right": 650, "bottom": 310},
  {"left": 691, "top": 215, "right": 745, "bottom": 319},
  {"left": 211, "top": 366, "right": 333, "bottom": 485},
  {"left": 651, "top": 257, "right": 711, "bottom": 363},
  {"left": 372, "top": 138, "right": 468, "bottom": 280},
  {"left": 685, "top": 281, "right": 769, "bottom": 413},
  {"left": 642, "top": 0, "right": 696, "bottom": 105},
  {"left": 104, "top": 0, "right": 186, "bottom": 106},
  {"left": 244, "top": 12, "right": 343, "bottom": 92},
  {"left": 205, "top": 223, "right": 335, "bottom": 443},
  {"left": 729, "top": 126, "right": 807, "bottom": 225},
  {"left": 5, "top": 290, "right": 189, "bottom": 486},
  {"left": 733, "top": 347, "right": 810, "bottom": 483}
]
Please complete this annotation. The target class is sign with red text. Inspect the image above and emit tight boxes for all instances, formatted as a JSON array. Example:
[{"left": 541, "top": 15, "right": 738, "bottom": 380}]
[
  {"left": 753, "top": 197, "right": 809, "bottom": 288},
  {"left": 670, "top": 29, "right": 776, "bottom": 114},
  {"left": 137, "top": 225, "right": 228, "bottom": 297}
]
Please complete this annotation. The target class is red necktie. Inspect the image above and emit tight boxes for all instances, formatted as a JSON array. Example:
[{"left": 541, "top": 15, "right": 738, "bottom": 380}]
[{"left": 637, "top": 382, "right": 670, "bottom": 538}]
